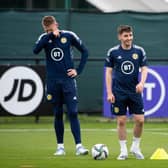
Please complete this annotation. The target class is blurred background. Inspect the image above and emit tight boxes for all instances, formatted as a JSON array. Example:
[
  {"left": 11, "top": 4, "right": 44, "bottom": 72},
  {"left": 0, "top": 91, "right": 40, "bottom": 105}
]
[{"left": 0, "top": 0, "right": 168, "bottom": 120}]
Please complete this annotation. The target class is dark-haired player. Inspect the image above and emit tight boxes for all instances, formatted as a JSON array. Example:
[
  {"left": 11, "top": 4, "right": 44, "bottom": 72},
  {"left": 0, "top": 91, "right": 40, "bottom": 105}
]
[{"left": 105, "top": 25, "right": 148, "bottom": 160}]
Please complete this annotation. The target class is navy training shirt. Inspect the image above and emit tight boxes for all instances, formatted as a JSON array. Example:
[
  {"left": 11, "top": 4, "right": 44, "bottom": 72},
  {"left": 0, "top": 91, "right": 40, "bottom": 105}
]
[
  {"left": 33, "top": 30, "right": 88, "bottom": 79},
  {"left": 105, "top": 44, "right": 148, "bottom": 93}
]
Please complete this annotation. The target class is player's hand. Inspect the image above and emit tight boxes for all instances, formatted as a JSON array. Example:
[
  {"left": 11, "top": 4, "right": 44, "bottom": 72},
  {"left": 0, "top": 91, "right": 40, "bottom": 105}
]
[
  {"left": 107, "top": 93, "right": 115, "bottom": 103},
  {"left": 53, "top": 29, "right": 60, "bottom": 37},
  {"left": 67, "top": 69, "right": 77, "bottom": 78},
  {"left": 136, "top": 82, "right": 144, "bottom": 93}
]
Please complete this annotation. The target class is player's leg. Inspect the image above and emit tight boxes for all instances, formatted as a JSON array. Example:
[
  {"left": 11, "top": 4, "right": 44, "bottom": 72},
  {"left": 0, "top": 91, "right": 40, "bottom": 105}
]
[
  {"left": 66, "top": 100, "right": 88, "bottom": 155},
  {"left": 66, "top": 98, "right": 81, "bottom": 144},
  {"left": 63, "top": 79, "right": 88, "bottom": 155},
  {"left": 133, "top": 114, "right": 144, "bottom": 138},
  {"left": 46, "top": 81, "right": 65, "bottom": 155},
  {"left": 129, "top": 114, "right": 144, "bottom": 159},
  {"left": 116, "top": 115, "right": 128, "bottom": 160},
  {"left": 111, "top": 93, "right": 128, "bottom": 160},
  {"left": 53, "top": 102, "right": 65, "bottom": 155},
  {"left": 128, "top": 93, "right": 145, "bottom": 159},
  {"left": 117, "top": 115, "right": 127, "bottom": 140}
]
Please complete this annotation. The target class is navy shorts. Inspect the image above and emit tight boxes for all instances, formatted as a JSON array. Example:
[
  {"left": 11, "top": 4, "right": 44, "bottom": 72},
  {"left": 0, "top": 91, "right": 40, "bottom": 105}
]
[
  {"left": 46, "top": 78, "right": 78, "bottom": 105},
  {"left": 111, "top": 91, "right": 144, "bottom": 116}
]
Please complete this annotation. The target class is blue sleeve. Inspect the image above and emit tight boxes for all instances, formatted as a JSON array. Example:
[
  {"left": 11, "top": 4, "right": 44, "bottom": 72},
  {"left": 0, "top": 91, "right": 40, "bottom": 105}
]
[
  {"left": 104, "top": 50, "right": 114, "bottom": 68},
  {"left": 71, "top": 32, "right": 88, "bottom": 75},
  {"left": 33, "top": 33, "right": 52, "bottom": 54},
  {"left": 140, "top": 48, "right": 148, "bottom": 67}
]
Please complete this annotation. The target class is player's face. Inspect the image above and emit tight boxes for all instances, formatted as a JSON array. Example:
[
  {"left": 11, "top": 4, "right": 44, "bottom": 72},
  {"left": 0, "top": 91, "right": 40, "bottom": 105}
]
[
  {"left": 118, "top": 31, "right": 133, "bottom": 49},
  {"left": 43, "top": 22, "right": 58, "bottom": 33}
]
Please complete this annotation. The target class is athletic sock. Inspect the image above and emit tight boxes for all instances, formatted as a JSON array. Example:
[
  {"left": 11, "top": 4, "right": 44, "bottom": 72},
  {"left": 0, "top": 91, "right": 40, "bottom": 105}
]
[
  {"left": 119, "top": 140, "right": 128, "bottom": 154},
  {"left": 57, "top": 143, "right": 64, "bottom": 149},
  {"left": 131, "top": 136, "right": 141, "bottom": 150},
  {"left": 76, "top": 143, "right": 82, "bottom": 149}
]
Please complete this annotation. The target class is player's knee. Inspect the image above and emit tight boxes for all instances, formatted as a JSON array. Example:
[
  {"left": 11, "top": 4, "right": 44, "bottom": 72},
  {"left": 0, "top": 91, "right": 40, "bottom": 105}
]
[
  {"left": 117, "top": 118, "right": 126, "bottom": 127},
  {"left": 68, "top": 111, "right": 78, "bottom": 119},
  {"left": 54, "top": 108, "right": 63, "bottom": 120},
  {"left": 55, "top": 112, "right": 63, "bottom": 120},
  {"left": 68, "top": 106, "right": 78, "bottom": 119},
  {"left": 53, "top": 105, "right": 63, "bottom": 120},
  {"left": 67, "top": 102, "right": 78, "bottom": 119},
  {"left": 135, "top": 117, "right": 144, "bottom": 126}
]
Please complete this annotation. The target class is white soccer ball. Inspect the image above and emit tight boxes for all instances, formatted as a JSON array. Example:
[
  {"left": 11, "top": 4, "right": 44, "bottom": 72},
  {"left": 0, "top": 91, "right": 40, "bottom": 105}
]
[{"left": 91, "top": 144, "right": 109, "bottom": 160}]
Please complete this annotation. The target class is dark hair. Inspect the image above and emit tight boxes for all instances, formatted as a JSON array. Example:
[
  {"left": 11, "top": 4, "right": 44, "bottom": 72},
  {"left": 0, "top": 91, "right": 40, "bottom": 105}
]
[{"left": 117, "top": 25, "right": 133, "bottom": 34}]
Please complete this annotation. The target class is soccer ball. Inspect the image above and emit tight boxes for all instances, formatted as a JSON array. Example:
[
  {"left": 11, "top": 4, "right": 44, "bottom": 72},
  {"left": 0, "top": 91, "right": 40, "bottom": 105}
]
[{"left": 91, "top": 144, "right": 109, "bottom": 160}]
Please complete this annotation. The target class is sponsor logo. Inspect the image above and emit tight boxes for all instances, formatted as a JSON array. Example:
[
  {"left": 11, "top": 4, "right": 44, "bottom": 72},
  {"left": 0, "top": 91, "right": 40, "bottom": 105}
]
[
  {"left": 144, "top": 68, "right": 166, "bottom": 116},
  {"left": 117, "top": 56, "right": 122, "bottom": 59},
  {"left": 73, "top": 96, "right": 77, "bottom": 100},
  {"left": 51, "top": 48, "right": 64, "bottom": 61},
  {"left": 0, "top": 66, "right": 44, "bottom": 115},
  {"left": 48, "top": 39, "right": 52, "bottom": 43},
  {"left": 121, "top": 61, "right": 134, "bottom": 74}
]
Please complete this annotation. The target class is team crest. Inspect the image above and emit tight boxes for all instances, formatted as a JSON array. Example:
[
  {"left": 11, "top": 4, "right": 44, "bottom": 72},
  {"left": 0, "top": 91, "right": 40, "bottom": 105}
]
[
  {"left": 132, "top": 53, "right": 138, "bottom": 60},
  {"left": 47, "top": 94, "right": 52, "bottom": 100},
  {"left": 114, "top": 107, "right": 119, "bottom": 113},
  {"left": 61, "top": 37, "right": 67, "bottom": 44}
]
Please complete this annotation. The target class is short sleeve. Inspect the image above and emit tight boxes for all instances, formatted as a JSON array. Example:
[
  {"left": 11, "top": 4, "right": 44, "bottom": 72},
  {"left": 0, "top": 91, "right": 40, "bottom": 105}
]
[
  {"left": 140, "top": 47, "right": 148, "bottom": 67},
  {"left": 104, "top": 49, "right": 114, "bottom": 68}
]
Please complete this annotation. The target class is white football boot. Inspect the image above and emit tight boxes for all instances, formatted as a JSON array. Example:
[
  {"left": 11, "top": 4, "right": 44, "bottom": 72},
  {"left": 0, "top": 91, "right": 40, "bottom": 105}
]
[
  {"left": 117, "top": 152, "right": 128, "bottom": 160},
  {"left": 54, "top": 147, "right": 66, "bottom": 156},
  {"left": 130, "top": 147, "right": 144, "bottom": 159},
  {"left": 76, "top": 146, "right": 89, "bottom": 156}
]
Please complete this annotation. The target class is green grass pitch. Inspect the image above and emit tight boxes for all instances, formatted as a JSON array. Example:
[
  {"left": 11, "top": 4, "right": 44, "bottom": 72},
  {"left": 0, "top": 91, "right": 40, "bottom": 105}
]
[{"left": 0, "top": 116, "right": 168, "bottom": 168}]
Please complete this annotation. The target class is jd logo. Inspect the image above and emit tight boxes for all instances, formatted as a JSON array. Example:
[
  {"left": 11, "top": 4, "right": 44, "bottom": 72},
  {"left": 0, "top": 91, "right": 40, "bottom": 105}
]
[
  {"left": 4, "top": 79, "right": 36, "bottom": 102},
  {"left": 0, "top": 66, "right": 44, "bottom": 115}
]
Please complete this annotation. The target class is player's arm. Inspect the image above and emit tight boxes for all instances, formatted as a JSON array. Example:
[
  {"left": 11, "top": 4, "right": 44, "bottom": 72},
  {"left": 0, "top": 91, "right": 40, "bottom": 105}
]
[
  {"left": 140, "top": 66, "right": 148, "bottom": 85},
  {"left": 136, "top": 48, "right": 148, "bottom": 93},
  {"left": 105, "top": 67, "right": 115, "bottom": 103},
  {"left": 33, "top": 33, "right": 49, "bottom": 54},
  {"left": 71, "top": 32, "right": 88, "bottom": 75},
  {"left": 136, "top": 66, "right": 148, "bottom": 93}
]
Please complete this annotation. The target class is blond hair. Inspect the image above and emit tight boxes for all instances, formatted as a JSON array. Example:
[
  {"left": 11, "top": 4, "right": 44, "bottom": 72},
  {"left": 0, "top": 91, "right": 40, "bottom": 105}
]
[{"left": 42, "top": 16, "right": 56, "bottom": 27}]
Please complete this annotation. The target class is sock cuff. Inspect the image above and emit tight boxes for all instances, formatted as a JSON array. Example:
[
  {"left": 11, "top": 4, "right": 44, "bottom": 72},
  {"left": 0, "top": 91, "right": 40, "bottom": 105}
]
[
  {"left": 133, "top": 136, "right": 141, "bottom": 141},
  {"left": 76, "top": 143, "right": 82, "bottom": 149},
  {"left": 57, "top": 144, "right": 64, "bottom": 148},
  {"left": 119, "top": 140, "right": 127, "bottom": 143}
]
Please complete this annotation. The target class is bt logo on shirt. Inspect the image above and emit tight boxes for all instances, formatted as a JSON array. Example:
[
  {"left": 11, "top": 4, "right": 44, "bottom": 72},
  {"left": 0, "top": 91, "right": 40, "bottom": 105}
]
[
  {"left": 121, "top": 61, "right": 134, "bottom": 74},
  {"left": 51, "top": 48, "right": 64, "bottom": 61}
]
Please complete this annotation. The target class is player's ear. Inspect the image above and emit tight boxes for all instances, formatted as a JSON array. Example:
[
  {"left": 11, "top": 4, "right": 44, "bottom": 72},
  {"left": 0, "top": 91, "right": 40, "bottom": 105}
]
[
  {"left": 55, "top": 22, "right": 59, "bottom": 28},
  {"left": 42, "top": 25, "right": 47, "bottom": 32},
  {"left": 118, "top": 34, "right": 121, "bottom": 41}
]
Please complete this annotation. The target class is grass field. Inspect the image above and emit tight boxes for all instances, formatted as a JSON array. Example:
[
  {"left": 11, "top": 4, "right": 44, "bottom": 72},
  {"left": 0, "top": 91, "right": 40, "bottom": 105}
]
[{"left": 0, "top": 115, "right": 168, "bottom": 168}]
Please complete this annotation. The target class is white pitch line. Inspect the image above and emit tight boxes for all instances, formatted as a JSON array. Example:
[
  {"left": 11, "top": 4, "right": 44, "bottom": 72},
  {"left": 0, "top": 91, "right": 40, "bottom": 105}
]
[
  {"left": 0, "top": 128, "right": 116, "bottom": 132},
  {"left": 0, "top": 128, "right": 168, "bottom": 135},
  {"left": 144, "top": 128, "right": 168, "bottom": 131},
  {"left": 0, "top": 128, "right": 53, "bottom": 132},
  {"left": 149, "top": 132, "right": 168, "bottom": 136}
]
